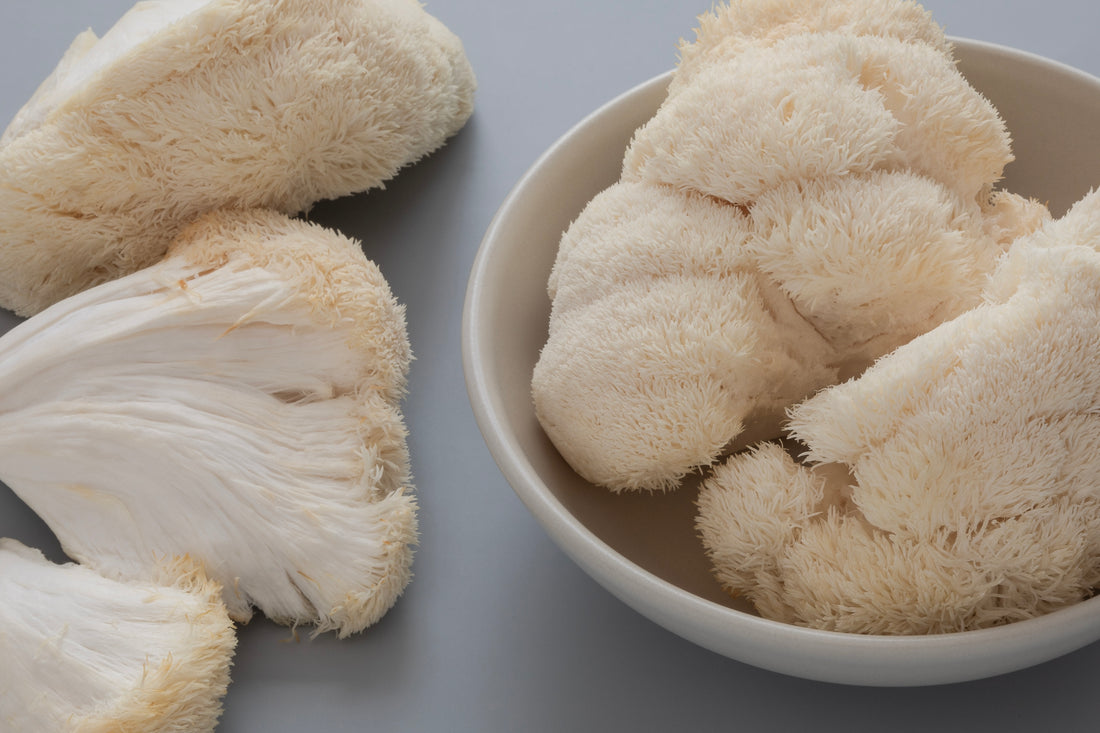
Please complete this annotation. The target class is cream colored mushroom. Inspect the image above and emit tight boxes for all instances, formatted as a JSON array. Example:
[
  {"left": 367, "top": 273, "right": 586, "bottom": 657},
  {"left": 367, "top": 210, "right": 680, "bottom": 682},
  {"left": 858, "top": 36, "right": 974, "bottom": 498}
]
[
  {"left": 534, "top": 181, "right": 835, "bottom": 492},
  {"left": 0, "top": 539, "right": 235, "bottom": 732},
  {"left": 698, "top": 192, "right": 1100, "bottom": 633},
  {"left": 0, "top": 0, "right": 475, "bottom": 315},
  {"left": 626, "top": 32, "right": 1013, "bottom": 205},
  {"left": 0, "top": 208, "right": 416, "bottom": 636},
  {"left": 671, "top": 0, "right": 950, "bottom": 95},
  {"left": 533, "top": 0, "right": 1046, "bottom": 492}
]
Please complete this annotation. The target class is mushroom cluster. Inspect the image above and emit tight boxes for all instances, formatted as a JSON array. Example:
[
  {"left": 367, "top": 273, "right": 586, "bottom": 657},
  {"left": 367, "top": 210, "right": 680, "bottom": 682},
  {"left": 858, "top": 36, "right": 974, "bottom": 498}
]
[
  {"left": 0, "top": 0, "right": 474, "bottom": 727},
  {"left": 533, "top": 0, "right": 1100, "bottom": 633}
]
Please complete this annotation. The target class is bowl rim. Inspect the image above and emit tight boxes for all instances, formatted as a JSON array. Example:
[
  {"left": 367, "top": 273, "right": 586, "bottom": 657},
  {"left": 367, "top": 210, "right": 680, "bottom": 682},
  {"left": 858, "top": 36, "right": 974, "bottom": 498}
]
[{"left": 461, "top": 36, "right": 1100, "bottom": 686}]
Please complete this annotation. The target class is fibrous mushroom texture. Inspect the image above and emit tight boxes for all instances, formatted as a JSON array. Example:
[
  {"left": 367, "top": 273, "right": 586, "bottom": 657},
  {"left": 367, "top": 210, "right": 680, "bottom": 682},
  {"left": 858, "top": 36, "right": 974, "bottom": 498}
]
[
  {"left": 533, "top": 181, "right": 835, "bottom": 491},
  {"left": 697, "top": 192, "right": 1100, "bottom": 634},
  {"left": 0, "top": 208, "right": 416, "bottom": 637},
  {"left": 0, "top": 0, "right": 476, "bottom": 315},
  {"left": 626, "top": 32, "right": 1016, "bottom": 205},
  {"left": 0, "top": 539, "right": 234, "bottom": 732},
  {"left": 532, "top": 0, "right": 1049, "bottom": 492},
  {"left": 669, "top": 0, "right": 951, "bottom": 96}
]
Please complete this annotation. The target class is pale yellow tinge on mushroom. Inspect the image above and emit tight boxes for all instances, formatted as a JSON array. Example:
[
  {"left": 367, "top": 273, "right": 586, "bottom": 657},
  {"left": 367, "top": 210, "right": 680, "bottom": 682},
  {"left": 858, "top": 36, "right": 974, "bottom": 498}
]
[
  {"left": 532, "top": 0, "right": 1048, "bottom": 493},
  {"left": 698, "top": 192, "right": 1100, "bottom": 633},
  {"left": 0, "top": 209, "right": 416, "bottom": 637},
  {"left": 0, "top": 539, "right": 235, "bottom": 732},
  {"left": 0, "top": 0, "right": 476, "bottom": 315}
]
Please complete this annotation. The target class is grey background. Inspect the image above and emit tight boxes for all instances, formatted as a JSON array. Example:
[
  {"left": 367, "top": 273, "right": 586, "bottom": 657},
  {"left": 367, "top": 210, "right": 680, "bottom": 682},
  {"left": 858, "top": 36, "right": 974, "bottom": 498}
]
[{"left": 2, "top": 1, "right": 1099, "bottom": 731}]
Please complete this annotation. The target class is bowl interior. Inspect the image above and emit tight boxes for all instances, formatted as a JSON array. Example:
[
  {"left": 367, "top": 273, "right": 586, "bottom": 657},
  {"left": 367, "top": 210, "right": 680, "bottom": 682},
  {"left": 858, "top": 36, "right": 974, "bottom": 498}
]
[{"left": 464, "top": 38, "right": 1100, "bottom": 684}]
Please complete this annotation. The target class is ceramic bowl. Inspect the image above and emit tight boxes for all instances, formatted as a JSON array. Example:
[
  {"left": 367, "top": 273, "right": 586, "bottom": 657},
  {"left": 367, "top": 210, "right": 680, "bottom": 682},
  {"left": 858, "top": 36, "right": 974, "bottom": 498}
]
[{"left": 462, "top": 38, "right": 1100, "bottom": 686}]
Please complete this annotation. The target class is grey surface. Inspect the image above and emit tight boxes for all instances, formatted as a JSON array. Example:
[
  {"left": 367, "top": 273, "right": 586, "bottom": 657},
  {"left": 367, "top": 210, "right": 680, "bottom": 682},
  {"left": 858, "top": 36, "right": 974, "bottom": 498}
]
[{"left": 1, "top": 1, "right": 1099, "bottom": 731}]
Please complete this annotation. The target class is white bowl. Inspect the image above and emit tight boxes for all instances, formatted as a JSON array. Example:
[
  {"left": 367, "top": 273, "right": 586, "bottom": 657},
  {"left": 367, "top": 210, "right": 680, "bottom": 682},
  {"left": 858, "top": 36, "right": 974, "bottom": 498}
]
[{"left": 462, "top": 38, "right": 1100, "bottom": 686}]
